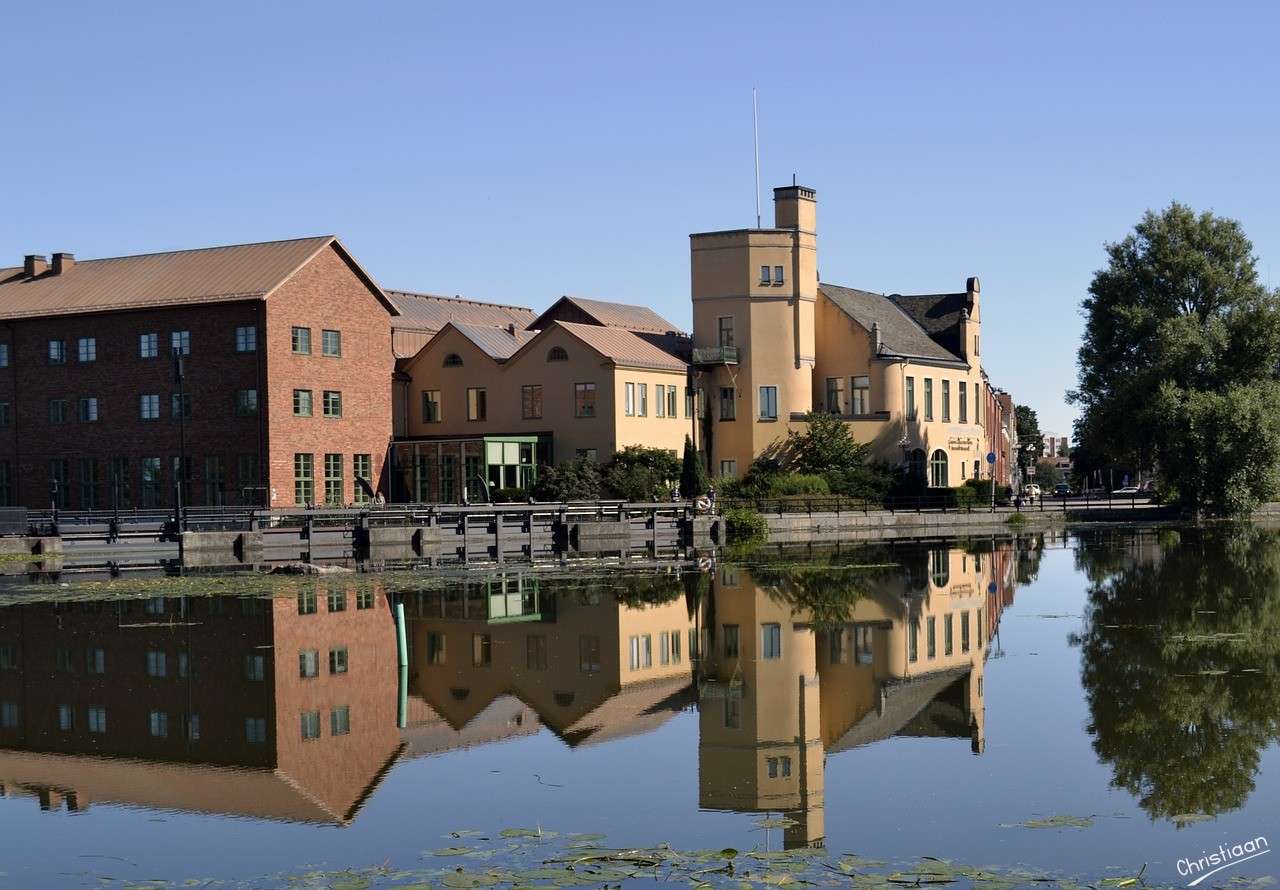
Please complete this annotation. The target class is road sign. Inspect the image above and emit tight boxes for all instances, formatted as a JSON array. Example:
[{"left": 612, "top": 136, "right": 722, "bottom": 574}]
[{"left": 986, "top": 451, "right": 997, "bottom": 464}]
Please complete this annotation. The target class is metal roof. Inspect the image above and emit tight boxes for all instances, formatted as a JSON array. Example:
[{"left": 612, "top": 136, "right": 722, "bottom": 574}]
[
  {"left": 386, "top": 289, "right": 536, "bottom": 333},
  {"left": 553, "top": 321, "right": 688, "bottom": 371},
  {"left": 819, "top": 282, "right": 965, "bottom": 364},
  {"left": 527, "top": 296, "right": 683, "bottom": 336},
  {"left": 0, "top": 236, "right": 396, "bottom": 321},
  {"left": 448, "top": 321, "right": 537, "bottom": 361}
]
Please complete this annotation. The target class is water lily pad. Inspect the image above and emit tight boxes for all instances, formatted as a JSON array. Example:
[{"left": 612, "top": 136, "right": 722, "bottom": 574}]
[
  {"left": 434, "top": 847, "right": 477, "bottom": 857},
  {"left": 1001, "top": 815, "right": 1094, "bottom": 829}
]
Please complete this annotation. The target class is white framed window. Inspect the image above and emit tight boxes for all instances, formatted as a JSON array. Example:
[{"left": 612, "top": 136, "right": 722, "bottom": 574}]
[
  {"left": 245, "top": 717, "right": 267, "bottom": 744},
  {"left": 77, "top": 337, "right": 97, "bottom": 363},
  {"left": 235, "top": 325, "right": 257, "bottom": 352},
  {"left": 140, "top": 393, "right": 160, "bottom": 420},
  {"left": 48, "top": 339, "right": 66, "bottom": 364},
  {"left": 774, "top": 265, "right": 784, "bottom": 284},
  {"left": 79, "top": 397, "right": 99, "bottom": 422},
  {"left": 139, "top": 333, "right": 158, "bottom": 359},
  {"left": 301, "top": 710, "right": 321, "bottom": 740},
  {"left": 146, "top": 650, "right": 166, "bottom": 678},
  {"left": 719, "top": 459, "right": 737, "bottom": 479},
  {"left": 149, "top": 710, "right": 169, "bottom": 738},
  {"left": 624, "top": 382, "right": 635, "bottom": 416},
  {"left": 851, "top": 376, "right": 870, "bottom": 415},
  {"left": 88, "top": 706, "right": 107, "bottom": 734},
  {"left": 331, "top": 705, "right": 351, "bottom": 736},
  {"left": 171, "top": 330, "right": 190, "bottom": 356},
  {"left": 758, "top": 385, "right": 778, "bottom": 420},
  {"left": 244, "top": 653, "right": 265, "bottom": 681},
  {"left": 759, "top": 265, "right": 771, "bottom": 285},
  {"left": 637, "top": 383, "right": 648, "bottom": 416},
  {"left": 762, "top": 623, "right": 782, "bottom": 659}
]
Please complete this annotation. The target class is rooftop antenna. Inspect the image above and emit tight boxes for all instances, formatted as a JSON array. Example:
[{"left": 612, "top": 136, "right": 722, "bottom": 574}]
[{"left": 753, "top": 87, "right": 762, "bottom": 229}]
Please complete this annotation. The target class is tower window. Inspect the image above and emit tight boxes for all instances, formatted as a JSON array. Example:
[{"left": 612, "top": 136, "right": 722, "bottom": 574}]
[
  {"left": 759, "top": 265, "right": 771, "bottom": 285},
  {"left": 774, "top": 265, "right": 784, "bottom": 284}
]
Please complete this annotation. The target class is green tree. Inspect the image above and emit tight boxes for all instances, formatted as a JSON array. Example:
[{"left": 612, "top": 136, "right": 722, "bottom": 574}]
[
  {"left": 532, "top": 458, "right": 602, "bottom": 501},
  {"left": 1014, "top": 405, "right": 1042, "bottom": 471},
  {"left": 1072, "top": 526, "right": 1280, "bottom": 820},
  {"left": 1034, "top": 460, "right": 1063, "bottom": 488},
  {"left": 787, "top": 413, "right": 894, "bottom": 499},
  {"left": 679, "top": 435, "right": 709, "bottom": 497},
  {"left": 1070, "top": 202, "right": 1280, "bottom": 515},
  {"left": 602, "top": 446, "right": 680, "bottom": 501}
]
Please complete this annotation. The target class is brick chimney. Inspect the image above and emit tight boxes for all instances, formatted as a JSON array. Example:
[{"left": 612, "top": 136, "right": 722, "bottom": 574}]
[
  {"left": 24, "top": 254, "right": 48, "bottom": 278},
  {"left": 52, "top": 252, "right": 75, "bottom": 274}
]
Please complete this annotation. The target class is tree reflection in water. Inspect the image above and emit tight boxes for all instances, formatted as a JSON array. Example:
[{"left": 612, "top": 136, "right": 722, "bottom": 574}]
[{"left": 1073, "top": 525, "right": 1280, "bottom": 821}]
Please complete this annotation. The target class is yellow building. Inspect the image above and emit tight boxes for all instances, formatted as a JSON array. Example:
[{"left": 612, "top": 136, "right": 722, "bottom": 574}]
[
  {"left": 698, "top": 544, "right": 1008, "bottom": 848},
  {"left": 404, "top": 572, "right": 699, "bottom": 745},
  {"left": 393, "top": 296, "right": 693, "bottom": 501},
  {"left": 691, "top": 185, "right": 990, "bottom": 486}
]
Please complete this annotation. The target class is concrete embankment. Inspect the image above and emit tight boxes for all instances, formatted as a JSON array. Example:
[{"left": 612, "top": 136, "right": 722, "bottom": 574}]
[{"left": 758, "top": 504, "right": 1186, "bottom": 543}]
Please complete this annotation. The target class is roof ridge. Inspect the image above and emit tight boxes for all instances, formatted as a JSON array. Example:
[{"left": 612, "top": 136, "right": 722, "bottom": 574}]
[
  {"left": 385, "top": 289, "right": 534, "bottom": 313},
  {"left": 41, "top": 234, "right": 334, "bottom": 265}
]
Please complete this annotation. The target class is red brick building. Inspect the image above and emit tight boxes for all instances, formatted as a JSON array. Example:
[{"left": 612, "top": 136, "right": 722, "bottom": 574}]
[{"left": 0, "top": 237, "right": 397, "bottom": 509}]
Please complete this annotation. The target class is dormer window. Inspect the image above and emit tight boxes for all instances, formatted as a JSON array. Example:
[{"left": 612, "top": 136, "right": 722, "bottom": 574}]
[
  {"left": 759, "top": 265, "right": 771, "bottom": 285},
  {"left": 443, "top": 353, "right": 463, "bottom": 367},
  {"left": 547, "top": 346, "right": 568, "bottom": 362}
]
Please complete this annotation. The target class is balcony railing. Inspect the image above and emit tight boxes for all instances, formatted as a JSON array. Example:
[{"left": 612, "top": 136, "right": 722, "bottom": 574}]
[{"left": 692, "top": 345, "right": 740, "bottom": 365}]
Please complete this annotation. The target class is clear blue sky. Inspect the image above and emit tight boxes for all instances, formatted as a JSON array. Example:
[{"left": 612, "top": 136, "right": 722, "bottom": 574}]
[{"left": 5, "top": 2, "right": 1279, "bottom": 434}]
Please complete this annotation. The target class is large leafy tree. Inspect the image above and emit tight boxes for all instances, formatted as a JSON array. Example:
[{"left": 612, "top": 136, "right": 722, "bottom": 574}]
[
  {"left": 1070, "top": 202, "right": 1280, "bottom": 514},
  {"left": 1014, "top": 405, "right": 1043, "bottom": 471},
  {"left": 1073, "top": 526, "right": 1280, "bottom": 820}
]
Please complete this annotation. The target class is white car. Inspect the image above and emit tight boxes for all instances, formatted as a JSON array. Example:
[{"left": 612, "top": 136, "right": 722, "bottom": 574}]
[
  {"left": 1022, "top": 484, "right": 1041, "bottom": 499},
  {"left": 1111, "top": 486, "right": 1140, "bottom": 495}
]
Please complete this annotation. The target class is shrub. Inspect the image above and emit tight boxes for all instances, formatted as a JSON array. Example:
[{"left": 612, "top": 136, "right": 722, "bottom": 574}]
[
  {"left": 602, "top": 446, "right": 680, "bottom": 501},
  {"left": 767, "top": 473, "right": 830, "bottom": 496},
  {"left": 1007, "top": 512, "right": 1028, "bottom": 527},
  {"left": 532, "top": 458, "right": 602, "bottom": 501},
  {"left": 723, "top": 506, "right": 769, "bottom": 543}
]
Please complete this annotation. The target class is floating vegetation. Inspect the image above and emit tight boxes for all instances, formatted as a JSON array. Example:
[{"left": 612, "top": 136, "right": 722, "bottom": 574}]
[
  {"left": 1000, "top": 814, "right": 1094, "bottom": 830},
  {"left": 1168, "top": 813, "right": 1215, "bottom": 827},
  {"left": 83, "top": 828, "right": 1202, "bottom": 889}
]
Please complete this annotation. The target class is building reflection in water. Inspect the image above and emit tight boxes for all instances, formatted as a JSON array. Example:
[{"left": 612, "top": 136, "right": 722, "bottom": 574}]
[
  {"left": 0, "top": 539, "right": 1023, "bottom": 843},
  {"left": 0, "top": 581, "right": 403, "bottom": 823}
]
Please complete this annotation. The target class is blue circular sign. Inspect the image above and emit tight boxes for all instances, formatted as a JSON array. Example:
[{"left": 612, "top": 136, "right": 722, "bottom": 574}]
[{"left": 986, "top": 451, "right": 997, "bottom": 464}]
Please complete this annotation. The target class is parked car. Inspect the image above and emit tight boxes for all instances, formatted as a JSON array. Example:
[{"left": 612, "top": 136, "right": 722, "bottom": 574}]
[
  {"left": 1111, "top": 486, "right": 1140, "bottom": 495},
  {"left": 1023, "top": 484, "right": 1041, "bottom": 499},
  {"left": 1053, "top": 483, "right": 1071, "bottom": 497}
]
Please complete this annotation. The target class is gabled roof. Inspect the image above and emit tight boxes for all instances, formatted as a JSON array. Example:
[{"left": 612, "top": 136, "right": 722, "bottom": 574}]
[
  {"left": 826, "top": 667, "right": 971, "bottom": 753},
  {"left": 533, "top": 321, "right": 688, "bottom": 372},
  {"left": 527, "top": 296, "right": 682, "bottom": 336},
  {"left": 887, "top": 292, "right": 970, "bottom": 358},
  {"left": 819, "top": 282, "right": 966, "bottom": 365},
  {"left": 0, "top": 236, "right": 397, "bottom": 321},
  {"left": 386, "top": 289, "right": 536, "bottom": 333},
  {"left": 449, "top": 321, "right": 537, "bottom": 361}
]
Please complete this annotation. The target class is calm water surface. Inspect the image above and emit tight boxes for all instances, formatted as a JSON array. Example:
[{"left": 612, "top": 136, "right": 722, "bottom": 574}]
[{"left": 2, "top": 526, "right": 1279, "bottom": 887}]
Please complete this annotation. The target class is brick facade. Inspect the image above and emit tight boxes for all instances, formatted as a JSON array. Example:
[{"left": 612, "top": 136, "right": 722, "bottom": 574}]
[{"left": 0, "top": 241, "right": 393, "bottom": 510}]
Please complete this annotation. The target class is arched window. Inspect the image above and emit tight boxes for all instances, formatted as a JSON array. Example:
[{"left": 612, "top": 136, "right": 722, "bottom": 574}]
[
  {"left": 443, "top": 353, "right": 463, "bottom": 367},
  {"left": 929, "top": 449, "right": 948, "bottom": 488},
  {"left": 547, "top": 346, "right": 568, "bottom": 362},
  {"left": 929, "top": 549, "right": 949, "bottom": 587},
  {"left": 908, "top": 448, "right": 926, "bottom": 481}
]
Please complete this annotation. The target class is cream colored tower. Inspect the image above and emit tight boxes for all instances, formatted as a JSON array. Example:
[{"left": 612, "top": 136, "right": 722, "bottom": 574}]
[{"left": 691, "top": 186, "right": 818, "bottom": 477}]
